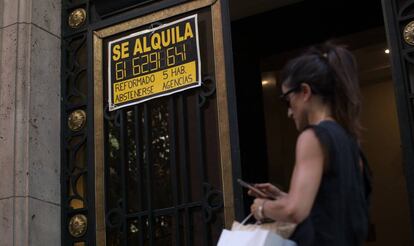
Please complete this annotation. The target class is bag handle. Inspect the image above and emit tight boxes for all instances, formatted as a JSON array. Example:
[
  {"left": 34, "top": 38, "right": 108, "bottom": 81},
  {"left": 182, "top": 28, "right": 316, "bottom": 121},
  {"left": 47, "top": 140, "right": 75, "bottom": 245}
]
[
  {"left": 242, "top": 213, "right": 273, "bottom": 226},
  {"left": 241, "top": 213, "right": 254, "bottom": 225}
]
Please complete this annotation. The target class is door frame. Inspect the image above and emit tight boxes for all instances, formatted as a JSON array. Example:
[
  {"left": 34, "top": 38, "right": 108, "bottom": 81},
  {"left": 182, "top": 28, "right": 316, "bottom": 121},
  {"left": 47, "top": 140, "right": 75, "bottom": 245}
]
[
  {"left": 90, "top": 0, "right": 242, "bottom": 244},
  {"left": 382, "top": 0, "right": 414, "bottom": 235}
]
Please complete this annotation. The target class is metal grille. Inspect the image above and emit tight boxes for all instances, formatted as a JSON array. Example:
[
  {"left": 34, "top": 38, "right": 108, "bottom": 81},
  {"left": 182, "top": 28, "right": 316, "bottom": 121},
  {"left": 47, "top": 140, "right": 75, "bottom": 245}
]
[
  {"left": 103, "top": 83, "right": 223, "bottom": 245},
  {"left": 61, "top": 0, "right": 93, "bottom": 245},
  {"left": 382, "top": 0, "right": 414, "bottom": 236},
  {"left": 98, "top": 9, "right": 226, "bottom": 245},
  {"left": 62, "top": 1, "right": 230, "bottom": 245}
]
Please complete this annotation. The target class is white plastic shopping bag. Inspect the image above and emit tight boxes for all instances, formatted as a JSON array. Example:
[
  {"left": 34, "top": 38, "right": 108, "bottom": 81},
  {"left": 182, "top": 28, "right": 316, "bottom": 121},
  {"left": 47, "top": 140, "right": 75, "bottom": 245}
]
[
  {"left": 217, "top": 214, "right": 297, "bottom": 246},
  {"left": 217, "top": 227, "right": 297, "bottom": 246}
]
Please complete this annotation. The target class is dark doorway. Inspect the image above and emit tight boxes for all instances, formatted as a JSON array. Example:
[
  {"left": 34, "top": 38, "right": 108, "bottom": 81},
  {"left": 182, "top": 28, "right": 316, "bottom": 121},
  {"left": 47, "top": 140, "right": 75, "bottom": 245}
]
[{"left": 230, "top": 0, "right": 414, "bottom": 244}]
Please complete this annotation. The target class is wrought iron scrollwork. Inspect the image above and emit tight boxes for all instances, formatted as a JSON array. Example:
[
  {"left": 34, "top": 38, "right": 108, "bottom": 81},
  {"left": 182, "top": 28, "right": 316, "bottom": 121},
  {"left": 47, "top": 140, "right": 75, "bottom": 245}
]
[
  {"left": 398, "top": 1, "right": 414, "bottom": 19},
  {"left": 198, "top": 75, "right": 216, "bottom": 107},
  {"left": 64, "top": 35, "right": 88, "bottom": 104},
  {"left": 202, "top": 183, "right": 223, "bottom": 223},
  {"left": 62, "top": 2, "right": 91, "bottom": 245},
  {"left": 106, "top": 201, "right": 125, "bottom": 229},
  {"left": 404, "top": 51, "right": 414, "bottom": 64},
  {"left": 104, "top": 104, "right": 123, "bottom": 127},
  {"left": 66, "top": 35, "right": 86, "bottom": 72}
]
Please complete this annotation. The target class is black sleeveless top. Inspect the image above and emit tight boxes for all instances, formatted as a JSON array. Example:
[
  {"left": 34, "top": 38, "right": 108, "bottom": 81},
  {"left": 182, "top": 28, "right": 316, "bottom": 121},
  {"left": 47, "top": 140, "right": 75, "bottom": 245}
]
[{"left": 290, "top": 121, "right": 372, "bottom": 246}]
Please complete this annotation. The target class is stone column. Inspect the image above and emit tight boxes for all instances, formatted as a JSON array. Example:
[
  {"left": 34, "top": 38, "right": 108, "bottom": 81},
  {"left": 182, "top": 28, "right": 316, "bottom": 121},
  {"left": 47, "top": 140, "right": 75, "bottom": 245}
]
[{"left": 0, "top": 0, "right": 61, "bottom": 245}]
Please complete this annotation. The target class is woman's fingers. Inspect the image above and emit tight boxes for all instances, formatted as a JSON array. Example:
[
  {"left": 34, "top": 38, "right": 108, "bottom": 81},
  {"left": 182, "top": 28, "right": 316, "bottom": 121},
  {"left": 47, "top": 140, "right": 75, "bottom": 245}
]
[
  {"left": 247, "top": 189, "right": 266, "bottom": 198},
  {"left": 250, "top": 198, "right": 265, "bottom": 220},
  {"left": 254, "top": 183, "right": 285, "bottom": 198},
  {"left": 255, "top": 183, "right": 277, "bottom": 191},
  {"left": 247, "top": 183, "right": 286, "bottom": 200},
  {"left": 255, "top": 183, "right": 277, "bottom": 193}
]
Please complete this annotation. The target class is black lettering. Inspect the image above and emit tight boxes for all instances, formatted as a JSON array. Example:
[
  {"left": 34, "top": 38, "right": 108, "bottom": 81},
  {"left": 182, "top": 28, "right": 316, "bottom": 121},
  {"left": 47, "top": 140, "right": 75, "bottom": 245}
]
[{"left": 170, "top": 65, "right": 186, "bottom": 76}]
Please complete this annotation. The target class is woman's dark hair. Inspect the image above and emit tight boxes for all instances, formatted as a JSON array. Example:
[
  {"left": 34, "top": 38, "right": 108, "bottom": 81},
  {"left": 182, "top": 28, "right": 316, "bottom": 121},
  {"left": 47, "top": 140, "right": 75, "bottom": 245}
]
[{"left": 280, "top": 41, "right": 362, "bottom": 140}]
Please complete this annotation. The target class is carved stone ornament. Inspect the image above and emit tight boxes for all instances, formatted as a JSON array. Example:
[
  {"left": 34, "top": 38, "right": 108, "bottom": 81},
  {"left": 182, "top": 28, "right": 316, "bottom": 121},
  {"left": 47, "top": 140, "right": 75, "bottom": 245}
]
[
  {"left": 403, "top": 21, "right": 414, "bottom": 45},
  {"left": 68, "top": 8, "right": 87, "bottom": 29},
  {"left": 69, "top": 214, "right": 88, "bottom": 238},
  {"left": 68, "top": 109, "right": 87, "bottom": 131}
]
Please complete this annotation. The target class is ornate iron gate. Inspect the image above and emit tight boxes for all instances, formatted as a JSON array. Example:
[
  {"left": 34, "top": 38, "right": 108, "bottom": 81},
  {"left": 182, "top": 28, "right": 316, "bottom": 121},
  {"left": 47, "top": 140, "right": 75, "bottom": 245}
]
[
  {"left": 382, "top": 0, "right": 414, "bottom": 236},
  {"left": 61, "top": 0, "right": 242, "bottom": 245},
  {"left": 102, "top": 85, "right": 223, "bottom": 245}
]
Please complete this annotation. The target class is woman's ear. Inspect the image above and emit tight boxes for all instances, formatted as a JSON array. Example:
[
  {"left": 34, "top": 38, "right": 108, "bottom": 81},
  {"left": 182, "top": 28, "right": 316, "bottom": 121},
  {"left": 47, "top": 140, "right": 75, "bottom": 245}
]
[{"left": 301, "top": 83, "right": 312, "bottom": 101}]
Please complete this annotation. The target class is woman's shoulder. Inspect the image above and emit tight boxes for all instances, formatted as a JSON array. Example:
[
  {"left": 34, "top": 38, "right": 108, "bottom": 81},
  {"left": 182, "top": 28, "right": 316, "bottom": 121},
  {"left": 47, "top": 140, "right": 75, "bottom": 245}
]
[
  {"left": 304, "top": 120, "right": 338, "bottom": 132},
  {"left": 296, "top": 128, "right": 325, "bottom": 158},
  {"left": 306, "top": 120, "right": 350, "bottom": 142},
  {"left": 297, "top": 127, "right": 321, "bottom": 145},
  {"left": 302, "top": 121, "right": 336, "bottom": 144}
]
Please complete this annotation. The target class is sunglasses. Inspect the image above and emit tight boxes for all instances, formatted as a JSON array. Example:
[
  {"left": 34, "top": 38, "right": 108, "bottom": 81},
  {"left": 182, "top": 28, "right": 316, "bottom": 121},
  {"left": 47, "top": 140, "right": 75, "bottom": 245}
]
[{"left": 279, "top": 86, "right": 302, "bottom": 108}]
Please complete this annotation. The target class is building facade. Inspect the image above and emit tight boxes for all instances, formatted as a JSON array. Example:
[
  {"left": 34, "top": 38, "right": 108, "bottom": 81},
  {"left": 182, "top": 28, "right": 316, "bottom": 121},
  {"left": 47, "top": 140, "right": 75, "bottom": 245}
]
[
  {"left": 0, "top": 0, "right": 61, "bottom": 245},
  {"left": 1, "top": 0, "right": 414, "bottom": 245}
]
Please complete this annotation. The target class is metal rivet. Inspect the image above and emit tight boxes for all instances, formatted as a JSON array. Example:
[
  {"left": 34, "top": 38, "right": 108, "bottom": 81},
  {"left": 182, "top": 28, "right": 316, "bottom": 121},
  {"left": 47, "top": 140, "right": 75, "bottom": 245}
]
[
  {"left": 403, "top": 21, "right": 414, "bottom": 45},
  {"left": 68, "top": 214, "right": 88, "bottom": 238},
  {"left": 68, "top": 8, "right": 87, "bottom": 29},
  {"left": 68, "top": 109, "right": 87, "bottom": 131}
]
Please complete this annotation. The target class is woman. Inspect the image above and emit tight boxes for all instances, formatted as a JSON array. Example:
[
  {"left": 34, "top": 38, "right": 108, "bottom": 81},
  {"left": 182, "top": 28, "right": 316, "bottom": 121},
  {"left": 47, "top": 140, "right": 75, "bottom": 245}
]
[{"left": 249, "top": 42, "right": 371, "bottom": 245}]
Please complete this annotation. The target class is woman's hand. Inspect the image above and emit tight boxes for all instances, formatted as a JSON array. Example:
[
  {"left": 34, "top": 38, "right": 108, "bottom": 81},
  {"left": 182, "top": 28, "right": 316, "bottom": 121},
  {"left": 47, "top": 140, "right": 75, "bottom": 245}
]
[
  {"left": 250, "top": 198, "right": 267, "bottom": 221},
  {"left": 248, "top": 183, "right": 286, "bottom": 199}
]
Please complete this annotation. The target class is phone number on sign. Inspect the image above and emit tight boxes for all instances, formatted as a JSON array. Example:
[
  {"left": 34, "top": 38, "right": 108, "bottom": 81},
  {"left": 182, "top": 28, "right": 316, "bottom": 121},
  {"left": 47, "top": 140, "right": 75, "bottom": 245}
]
[{"left": 113, "top": 43, "right": 189, "bottom": 82}]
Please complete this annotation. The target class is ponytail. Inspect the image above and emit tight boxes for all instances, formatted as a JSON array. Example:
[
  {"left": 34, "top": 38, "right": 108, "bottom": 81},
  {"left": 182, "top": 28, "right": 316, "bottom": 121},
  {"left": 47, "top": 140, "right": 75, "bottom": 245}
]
[
  {"left": 280, "top": 41, "right": 362, "bottom": 140},
  {"left": 325, "top": 43, "right": 362, "bottom": 140}
]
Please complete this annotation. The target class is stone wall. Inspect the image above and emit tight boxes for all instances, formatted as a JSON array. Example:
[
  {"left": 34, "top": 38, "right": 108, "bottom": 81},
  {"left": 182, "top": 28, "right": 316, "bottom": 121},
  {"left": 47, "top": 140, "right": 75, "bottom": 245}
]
[{"left": 0, "top": 0, "right": 61, "bottom": 245}]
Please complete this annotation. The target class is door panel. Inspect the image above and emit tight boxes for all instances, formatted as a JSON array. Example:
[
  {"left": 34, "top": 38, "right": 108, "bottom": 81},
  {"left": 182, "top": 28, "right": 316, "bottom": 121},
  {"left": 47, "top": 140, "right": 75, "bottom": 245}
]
[
  {"left": 92, "top": 1, "right": 240, "bottom": 245},
  {"left": 382, "top": 0, "right": 414, "bottom": 235},
  {"left": 62, "top": 0, "right": 241, "bottom": 245}
]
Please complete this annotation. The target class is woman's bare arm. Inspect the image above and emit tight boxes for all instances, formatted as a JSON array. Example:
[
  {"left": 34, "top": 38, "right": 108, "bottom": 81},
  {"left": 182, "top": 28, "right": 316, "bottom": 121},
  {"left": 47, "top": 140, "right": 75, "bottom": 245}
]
[{"left": 251, "top": 128, "right": 324, "bottom": 223}]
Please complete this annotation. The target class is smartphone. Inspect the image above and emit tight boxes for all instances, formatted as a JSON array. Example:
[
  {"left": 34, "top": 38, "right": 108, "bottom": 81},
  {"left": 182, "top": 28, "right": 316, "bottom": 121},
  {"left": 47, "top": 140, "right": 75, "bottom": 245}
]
[{"left": 237, "top": 179, "right": 274, "bottom": 200}]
